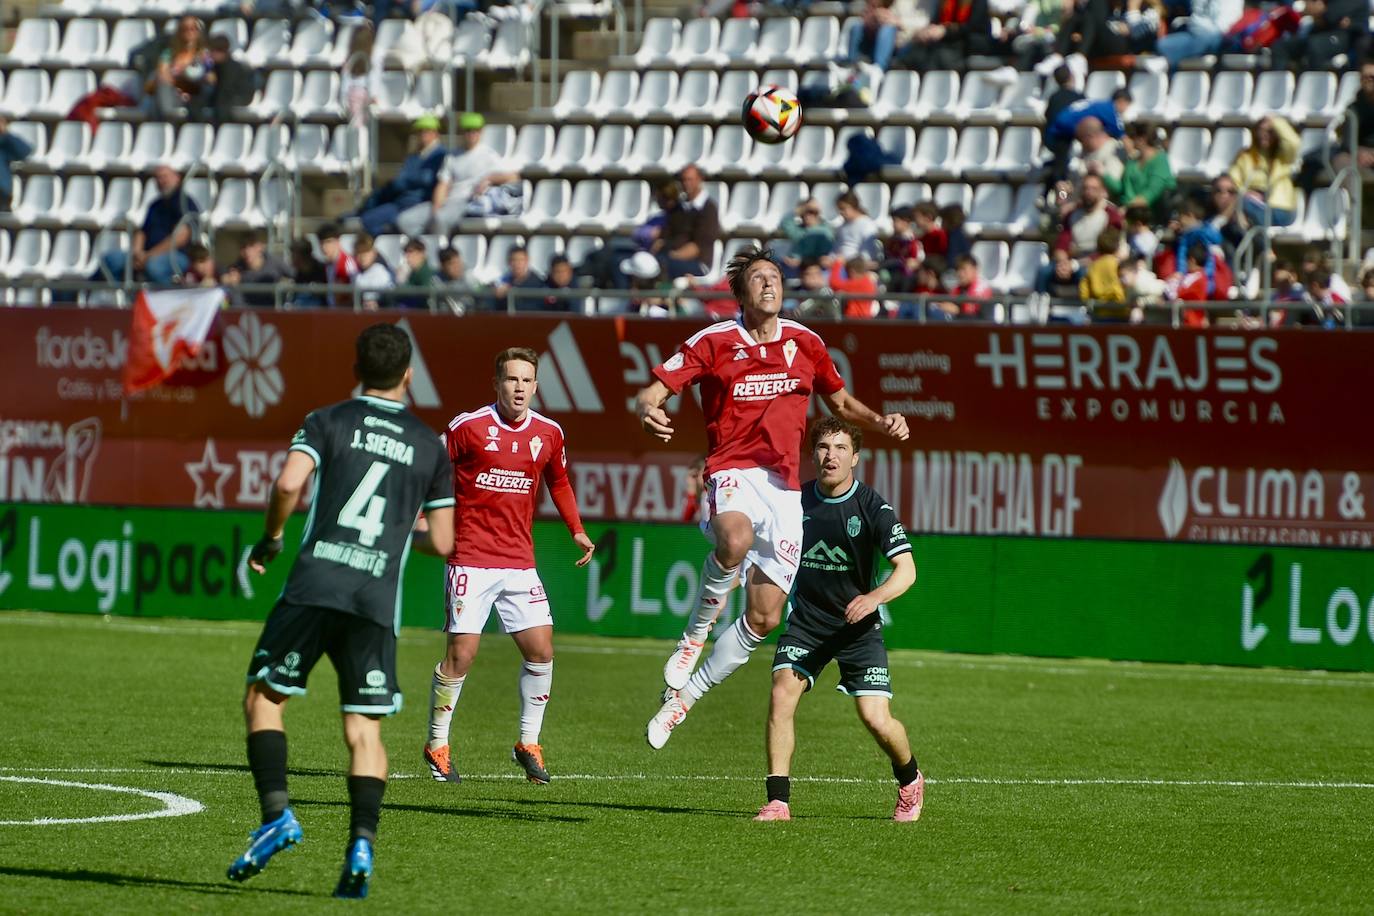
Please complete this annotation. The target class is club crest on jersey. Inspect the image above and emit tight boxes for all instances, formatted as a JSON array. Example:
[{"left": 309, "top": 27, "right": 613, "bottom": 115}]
[
  {"left": 847, "top": 515, "right": 862, "bottom": 537},
  {"left": 783, "top": 339, "right": 798, "bottom": 368},
  {"left": 529, "top": 435, "right": 543, "bottom": 460},
  {"left": 485, "top": 425, "right": 500, "bottom": 452}
]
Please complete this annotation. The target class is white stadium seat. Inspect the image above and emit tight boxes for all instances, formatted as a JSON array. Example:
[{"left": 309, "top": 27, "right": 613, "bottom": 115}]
[
  {"left": 794, "top": 16, "right": 840, "bottom": 67},
  {"left": 1, "top": 20, "right": 59, "bottom": 66},
  {"left": 44, "top": 120, "right": 90, "bottom": 172},
  {"left": 98, "top": 19, "right": 154, "bottom": 68},
  {"left": 629, "top": 71, "right": 677, "bottom": 121},
  {"left": 244, "top": 19, "right": 291, "bottom": 68},
  {"left": 49, "top": 18, "right": 107, "bottom": 68},
  {"left": 672, "top": 18, "right": 720, "bottom": 69},
  {"left": 568, "top": 179, "right": 611, "bottom": 232},
  {"left": 552, "top": 70, "right": 599, "bottom": 120},
  {"left": 607, "top": 180, "right": 650, "bottom": 232},
  {"left": 521, "top": 179, "right": 572, "bottom": 232},
  {"left": 588, "top": 70, "right": 638, "bottom": 120},
  {"left": 546, "top": 124, "right": 595, "bottom": 175},
  {"left": 1248, "top": 71, "right": 1293, "bottom": 122},
  {"left": 751, "top": 18, "right": 798, "bottom": 69},
  {"left": 587, "top": 125, "right": 633, "bottom": 176},
  {"left": 634, "top": 17, "right": 680, "bottom": 69},
  {"left": 33, "top": 69, "right": 95, "bottom": 120},
  {"left": 56, "top": 174, "right": 102, "bottom": 230},
  {"left": 623, "top": 124, "right": 672, "bottom": 175},
  {"left": 1207, "top": 71, "right": 1253, "bottom": 126},
  {"left": 665, "top": 123, "right": 711, "bottom": 173},
  {"left": 0, "top": 70, "right": 51, "bottom": 119}
]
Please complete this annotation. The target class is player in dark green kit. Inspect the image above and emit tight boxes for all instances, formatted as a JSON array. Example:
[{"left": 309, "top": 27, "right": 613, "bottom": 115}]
[
  {"left": 755, "top": 417, "right": 923, "bottom": 822},
  {"left": 226, "top": 323, "right": 455, "bottom": 897}
]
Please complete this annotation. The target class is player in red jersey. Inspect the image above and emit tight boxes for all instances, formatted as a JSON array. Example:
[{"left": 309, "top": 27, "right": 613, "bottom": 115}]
[
  {"left": 423, "top": 347, "right": 595, "bottom": 784},
  {"left": 637, "top": 245, "right": 909, "bottom": 749}
]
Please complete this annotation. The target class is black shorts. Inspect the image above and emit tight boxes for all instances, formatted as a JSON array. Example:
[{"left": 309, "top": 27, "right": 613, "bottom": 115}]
[
  {"left": 772, "top": 604, "right": 892, "bottom": 698},
  {"left": 246, "top": 602, "right": 402, "bottom": 716}
]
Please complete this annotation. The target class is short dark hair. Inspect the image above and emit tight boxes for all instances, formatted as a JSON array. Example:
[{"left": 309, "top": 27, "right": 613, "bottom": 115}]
[
  {"left": 1054, "top": 65, "right": 1073, "bottom": 87},
  {"left": 317, "top": 222, "right": 341, "bottom": 241},
  {"left": 549, "top": 255, "right": 571, "bottom": 272},
  {"left": 940, "top": 204, "right": 966, "bottom": 229},
  {"left": 355, "top": 323, "right": 412, "bottom": 390},
  {"left": 187, "top": 244, "right": 210, "bottom": 262},
  {"left": 1310, "top": 269, "right": 1333, "bottom": 289},
  {"left": 1097, "top": 226, "right": 1122, "bottom": 255},
  {"left": 1181, "top": 199, "right": 1207, "bottom": 221},
  {"left": 1186, "top": 243, "right": 1207, "bottom": 266},
  {"left": 808, "top": 416, "right": 862, "bottom": 453},
  {"left": 1124, "top": 204, "right": 1152, "bottom": 225},
  {"left": 509, "top": 245, "right": 528, "bottom": 259},
  {"left": 1112, "top": 88, "right": 1133, "bottom": 104},
  {"left": 494, "top": 346, "right": 539, "bottom": 379},
  {"left": 241, "top": 231, "right": 266, "bottom": 248},
  {"left": 955, "top": 253, "right": 977, "bottom": 270},
  {"left": 439, "top": 246, "right": 462, "bottom": 263},
  {"left": 836, "top": 191, "right": 865, "bottom": 214},
  {"left": 921, "top": 254, "right": 947, "bottom": 275},
  {"left": 403, "top": 237, "right": 426, "bottom": 253},
  {"left": 208, "top": 34, "right": 231, "bottom": 52},
  {"left": 914, "top": 201, "right": 939, "bottom": 221},
  {"left": 725, "top": 244, "right": 781, "bottom": 305},
  {"left": 800, "top": 258, "right": 823, "bottom": 272}
]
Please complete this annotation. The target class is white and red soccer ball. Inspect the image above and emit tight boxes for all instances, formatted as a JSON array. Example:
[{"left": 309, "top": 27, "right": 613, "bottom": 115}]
[{"left": 741, "top": 85, "right": 802, "bottom": 145}]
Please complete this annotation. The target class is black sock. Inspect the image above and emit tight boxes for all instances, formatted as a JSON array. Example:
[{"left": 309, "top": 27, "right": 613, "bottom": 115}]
[
  {"left": 246, "top": 730, "right": 289, "bottom": 824},
  {"left": 766, "top": 774, "right": 791, "bottom": 805},
  {"left": 892, "top": 756, "right": 920, "bottom": 787},
  {"left": 347, "top": 776, "right": 386, "bottom": 844}
]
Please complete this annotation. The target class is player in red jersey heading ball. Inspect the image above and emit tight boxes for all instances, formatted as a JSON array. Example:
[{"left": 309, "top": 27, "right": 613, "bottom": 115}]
[
  {"left": 637, "top": 245, "right": 909, "bottom": 748},
  {"left": 424, "top": 347, "right": 595, "bottom": 784}
]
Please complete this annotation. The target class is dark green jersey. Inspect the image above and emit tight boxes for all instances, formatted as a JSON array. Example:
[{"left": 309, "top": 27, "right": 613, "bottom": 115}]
[
  {"left": 281, "top": 395, "right": 454, "bottom": 633},
  {"left": 793, "top": 479, "right": 911, "bottom": 618}
]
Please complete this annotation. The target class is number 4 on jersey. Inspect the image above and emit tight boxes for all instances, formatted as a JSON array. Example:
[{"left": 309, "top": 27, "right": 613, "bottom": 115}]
[{"left": 340, "top": 462, "right": 390, "bottom": 547}]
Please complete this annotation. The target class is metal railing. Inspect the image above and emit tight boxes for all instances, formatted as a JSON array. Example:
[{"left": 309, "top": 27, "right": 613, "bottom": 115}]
[{"left": 8, "top": 279, "right": 1373, "bottom": 329}]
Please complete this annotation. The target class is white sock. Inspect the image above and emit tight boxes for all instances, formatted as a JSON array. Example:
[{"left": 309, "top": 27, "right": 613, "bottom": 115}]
[
  {"left": 682, "top": 616, "right": 764, "bottom": 706},
  {"left": 518, "top": 660, "right": 554, "bottom": 745},
  {"left": 684, "top": 554, "right": 740, "bottom": 643},
  {"left": 427, "top": 664, "right": 465, "bottom": 751}
]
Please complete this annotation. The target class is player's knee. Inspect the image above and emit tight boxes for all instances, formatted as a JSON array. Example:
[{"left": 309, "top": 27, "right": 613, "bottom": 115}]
[
  {"left": 343, "top": 715, "right": 383, "bottom": 752},
  {"left": 244, "top": 681, "right": 287, "bottom": 716},
  {"left": 857, "top": 701, "right": 891, "bottom": 733}
]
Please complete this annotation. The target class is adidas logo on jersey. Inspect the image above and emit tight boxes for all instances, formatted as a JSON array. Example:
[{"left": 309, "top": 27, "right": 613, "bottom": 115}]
[{"left": 733, "top": 349, "right": 749, "bottom": 361}]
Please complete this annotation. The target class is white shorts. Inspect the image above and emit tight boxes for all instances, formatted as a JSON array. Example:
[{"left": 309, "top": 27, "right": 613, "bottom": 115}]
[
  {"left": 443, "top": 566, "right": 552, "bottom": 635},
  {"left": 703, "top": 467, "right": 802, "bottom": 591}
]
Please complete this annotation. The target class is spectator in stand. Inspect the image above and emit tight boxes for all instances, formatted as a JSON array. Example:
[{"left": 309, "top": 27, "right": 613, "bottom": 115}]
[
  {"left": 789, "top": 259, "right": 842, "bottom": 319},
  {"left": 318, "top": 223, "right": 354, "bottom": 308},
  {"left": 1302, "top": 59, "right": 1374, "bottom": 191},
  {"left": 1072, "top": 117, "right": 1125, "bottom": 184},
  {"left": 183, "top": 244, "right": 217, "bottom": 287},
  {"left": 881, "top": 205, "right": 923, "bottom": 291},
  {"left": 147, "top": 15, "right": 210, "bottom": 118},
  {"left": 490, "top": 245, "right": 546, "bottom": 311},
  {"left": 287, "top": 238, "right": 326, "bottom": 308},
  {"left": 1208, "top": 175, "right": 1246, "bottom": 256},
  {"left": 1124, "top": 204, "right": 1160, "bottom": 260},
  {"left": 435, "top": 246, "right": 482, "bottom": 315},
  {"left": 832, "top": 191, "right": 879, "bottom": 263},
  {"left": 198, "top": 35, "right": 256, "bottom": 123},
  {"left": 829, "top": 256, "right": 880, "bottom": 318},
  {"left": 1152, "top": 0, "right": 1244, "bottom": 70},
  {"left": 0, "top": 117, "right": 33, "bottom": 211},
  {"left": 1228, "top": 115, "right": 1300, "bottom": 229},
  {"left": 634, "top": 180, "right": 679, "bottom": 254},
  {"left": 1047, "top": 89, "right": 1131, "bottom": 182},
  {"left": 351, "top": 234, "right": 395, "bottom": 310},
  {"left": 1055, "top": 173, "right": 1123, "bottom": 261},
  {"left": 1080, "top": 226, "right": 1128, "bottom": 316},
  {"left": 940, "top": 204, "right": 973, "bottom": 264},
  {"left": 1307, "top": 270, "right": 1350, "bottom": 326},
  {"left": 912, "top": 202, "right": 948, "bottom": 258},
  {"left": 936, "top": 253, "right": 992, "bottom": 319},
  {"left": 896, "top": 257, "right": 947, "bottom": 319},
  {"left": 1272, "top": 0, "right": 1369, "bottom": 72},
  {"left": 1010, "top": 0, "right": 1070, "bottom": 69},
  {"left": 1104, "top": 123, "right": 1175, "bottom": 213},
  {"left": 394, "top": 238, "right": 435, "bottom": 309},
  {"left": 1162, "top": 200, "right": 1225, "bottom": 297},
  {"left": 1169, "top": 243, "right": 1213, "bottom": 327},
  {"left": 1047, "top": 252, "right": 1085, "bottom": 302},
  {"left": 666, "top": 165, "right": 721, "bottom": 278},
  {"left": 621, "top": 250, "right": 672, "bottom": 316},
  {"left": 544, "top": 256, "right": 586, "bottom": 314},
  {"left": 94, "top": 165, "right": 199, "bottom": 284},
  {"left": 1301, "top": 248, "right": 1353, "bottom": 303},
  {"left": 897, "top": 0, "right": 995, "bottom": 71},
  {"left": 780, "top": 198, "right": 836, "bottom": 274},
  {"left": 1042, "top": 66, "right": 1085, "bottom": 141},
  {"left": 1120, "top": 253, "right": 1168, "bottom": 308},
  {"left": 1360, "top": 267, "right": 1374, "bottom": 303},
  {"left": 223, "top": 232, "right": 291, "bottom": 307},
  {"left": 842, "top": 0, "right": 924, "bottom": 71},
  {"left": 1060, "top": 0, "right": 1133, "bottom": 62},
  {"left": 398, "top": 113, "right": 517, "bottom": 237},
  {"left": 679, "top": 455, "right": 707, "bottom": 525},
  {"left": 355, "top": 116, "right": 447, "bottom": 237}
]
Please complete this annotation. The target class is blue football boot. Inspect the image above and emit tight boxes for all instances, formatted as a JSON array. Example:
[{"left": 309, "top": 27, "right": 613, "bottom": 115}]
[
  {"left": 332, "top": 837, "right": 374, "bottom": 899},
  {"left": 227, "top": 808, "right": 303, "bottom": 881}
]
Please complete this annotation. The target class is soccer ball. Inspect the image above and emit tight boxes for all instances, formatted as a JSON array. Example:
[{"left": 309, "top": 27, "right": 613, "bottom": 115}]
[{"left": 741, "top": 85, "right": 802, "bottom": 145}]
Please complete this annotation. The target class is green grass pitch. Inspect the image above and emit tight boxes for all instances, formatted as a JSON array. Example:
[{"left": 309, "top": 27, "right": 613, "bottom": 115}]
[{"left": 1, "top": 610, "right": 1372, "bottom": 914}]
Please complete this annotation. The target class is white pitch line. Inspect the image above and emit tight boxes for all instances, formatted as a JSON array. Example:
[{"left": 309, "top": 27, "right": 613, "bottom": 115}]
[
  {"left": 2, "top": 612, "right": 1370, "bottom": 690},
  {"left": 0, "top": 775, "right": 205, "bottom": 826},
  {"left": 1, "top": 767, "right": 1370, "bottom": 791}
]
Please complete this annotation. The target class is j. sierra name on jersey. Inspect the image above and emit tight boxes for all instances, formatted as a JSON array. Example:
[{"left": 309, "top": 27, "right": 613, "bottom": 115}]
[{"left": 653, "top": 318, "right": 845, "bottom": 489}]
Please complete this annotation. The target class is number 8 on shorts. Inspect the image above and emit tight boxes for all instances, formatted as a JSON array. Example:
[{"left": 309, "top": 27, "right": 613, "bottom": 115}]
[{"left": 443, "top": 566, "right": 553, "bottom": 635}]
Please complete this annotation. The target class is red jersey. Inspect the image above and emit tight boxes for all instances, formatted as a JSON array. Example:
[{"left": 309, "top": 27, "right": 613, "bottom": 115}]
[
  {"left": 653, "top": 318, "right": 845, "bottom": 490},
  {"left": 444, "top": 404, "right": 584, "bottom": 568}
]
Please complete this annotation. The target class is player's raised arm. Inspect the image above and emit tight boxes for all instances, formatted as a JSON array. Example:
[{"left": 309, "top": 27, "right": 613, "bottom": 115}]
[
  {"left": 635, "top": 379, "right": 676, "bottom": 442},
  {"left": 824, "top": 388, "right": 910, "bottom": 442},
  {"left": 249, "top": 449, "right": 317, "bottom": 573}
]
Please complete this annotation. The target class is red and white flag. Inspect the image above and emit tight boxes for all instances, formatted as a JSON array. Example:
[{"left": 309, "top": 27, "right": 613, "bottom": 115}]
[{"left": 122, "top": 288, "right": 225, "bottom": 395}]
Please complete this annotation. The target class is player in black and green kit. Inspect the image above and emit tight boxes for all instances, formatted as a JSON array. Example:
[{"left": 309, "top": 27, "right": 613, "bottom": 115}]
[
  {"left": 755, "top": 416, "right": 923, "bottom": 823},
  {"left": 227, "top": 323, "right": 455, "bottom": 897}
]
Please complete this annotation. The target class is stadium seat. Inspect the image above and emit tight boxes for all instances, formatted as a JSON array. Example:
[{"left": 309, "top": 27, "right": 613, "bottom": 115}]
[
  {"left": 673, "top": 17, "right": 720, "bottom": 69},
  {"left": 587, "top": 125, "right": 633, "bottom": 175},
  {"left": 916, "top": 71, "right": 960, "bottom": 124},
  {"left": 623, "top": 124, "right": 672, "bottom": 175},
  {"left": 257, "top": 176, "right": 290, "bottom": 229},
  {"left": 1127, "top": 71, "right": 1168, "bottom": 122},
  {"left": 720, "top": 180, "right": 767, "bottom": 234},
  {"left": 478, "top": 234, "right": 523, "bottom": 284},
  {"left": 955, "top": 126, "right": 1001, "bottom": 181},
  {"left": 762, "top": 180, "right": 807, "bottom": 232},
  {"left": 373, "top": 233, "right": 404, "bottom": 271},
  {"left": 5, "top": 175, "right": 61, "bottom": 229},
  {"left": 1168, "top": 126, "right": 1211, "bottom": 182},
  {"left": 552, "top": 70, "right": 599, "bottom": 121},
  {"left": 178, "top": 176, "right": 214, "bottom": 218},
  {"left": 564, "top": 234, "right": 602, "bottom": 269},
  {"left": 1003, "top": 241, "right": 1048, "bottom": 296},
  {"left": 125, "top": 122, "right": 174, "bottom": 173},
  {"left": 751, "top": 18, "right": 798, "bottom": 69},
  {"left": 606, "top": 180, "right": 650, "bottom": 232},
  {"left": 32, "top": 69, "right": 95, "bottom": 120},
  {"left": 668, "top": 70, "right": 716, "bottom": 122},
  {"left": 708, "top": 70, "right": 756, "bottom": 122},
  {"left": 748, "top": 134, "right": 794, "bottom": 181},
  {"left": 1248, "top": 71, "right": 1293, "bottom": 122},
  {"left": 43, "top": 120, "right": 90, "bottom": 172},
  {"left": 487, "top": 20, "right": 532, "bottom": 71},
  {"left": 407, "top": 70, "right": 449, "bottom": 119},
  {"left": 934, "top": 182, "right": 971, "bottom": 213},
  {"left": 855, "top": 183, "right": 890, "bottom": 232},
  {"left": 286, "top": 16, "right": 341, "bottom": 68},
  {"left": 165, "top": 123, "right": 214, "bottom": 172},
  {"left": 712, "top": 17, "right": 759, "bottom": 69},
  {"left": 912, "top": 126, "right": 958, "bottom": 182},
  {"left": 545, "top": 124, "right": 595, "bottom": 175},
  {"left": 210, "top": 177, "right": 263, "bottom": 229},
  {"left": 629, "top": 71, "right": 677, "bottom": 121},
  {"left": 93, "top": 18, "right": 152, "bottom": 68},
  {"left": 208, "top": 18, "right": 248, "bottom": 52},
  {"left": 1299, "top": 127, "right": 1333, "bottom": 162},
  {"left": 298, "top": 71, "right": 342, "bottom": 120},
  {"left": 1277, "top": 187, "right": 1347, "bottom": 243},
  {"left": 1003, "top": 72, "right": 1046, "bottom": 124},
  {"left": 521, "top": 179, "right": 572, "bottom": 232},
  {"left": 525, "top": 235, "right": 563, "bottom": 274},
  {"left": 808, "top": 181, "right": 843, "bottom": 222},
  {"left": 0, "top": 20, "right": 59, "bottom": 66},
  {"left": 8, "top": 228, "right": 51, "bottom": 278},
  {"left": 891, "top": 182, "right": 932, "bottom": 209},
  {"left": 483, "top": 124, "right": 516, "bottom": 160},
  {"left": 588, "top": 71, "right": 638, "bottom": 120},
  {"left": 372, "top": 20, "right": 418, "bottom": 68},
  {"left": 453, "top": 19, "right": 493, "bottom": 64},
  {"left": 510, "top": 124, "right": 554, "bottom": 171},
  {"left": 48, "top": 18, "right": 107, "bottom": 68},
  {"left": 98, "top": 68, "right": 140, "bottom": 100},
  {"left": 700, "top": 125, "right": 753, "bottom": 179},
  {"left": 634, "top": 17, "right": 680, "bottom": 69},
  {"left": 244, "top": 19, "right": 291, "bottom": 68},
  {"left": 1207, "top": 71, "right": 1253, "bottom": 126},
  {"left": 93, "top": 176, "right": 142, "bottom": 228},
  {"left": 665, "top": 123, "right": 711, "bottom": 173},
  {"left": 1202, "top": 127, "right": 1250, "bottom": 179},
  {"left": 958, "top": 71, "right": 1012, "bottom": 125},
  {"left": 763, "top": 68, "right": 801, "bottom": 94},
  {"left": 993, "top": 125, "right": 1043, "bottom": 175},
  {"left": 568, "top": 179, "right": 611, "bottom": 232},
  {"left": 0, "top": 70, "right": 50, "bottom": 119},
  {"left": 7, "top": 121, "right": 47, "bottom": 164},
  {"left": 291, "top": 124, "right": 350, "bottom": 175},
  {"left": 794, "top": 16, "right": 840, "bottom": 67},
  {"left": 1085, "top": 70, "right": 1126, "bottom": 101},
  {"left": 972, "top": 240, "right": 1009, "bottom": 290},
  {"left": 965, "top": 183, "right": 1014, "bottom": 237},
  {"left": 450, "top": 234, "right": 486, "bottom": 274},
  {"left": 870, "top": 71, "right": 919, "bottom": 126},
  {"left": 203, "top": 122, "right": 253, "bottom": 174},
  {"left": 1165, "top": 71, "right": 1210, "bottom": 125},
  {"left": 1290, "top": 71, "right": 1340, "bottom": 125},
  {"left": 245, "top": 71, "right": 300, "bottom": 121},
  {"left": 370, "top": 71, "right": 412, "bottom": 120},
  {"left": 48, "top": 228, "right": 93, "bottom": 278}
]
